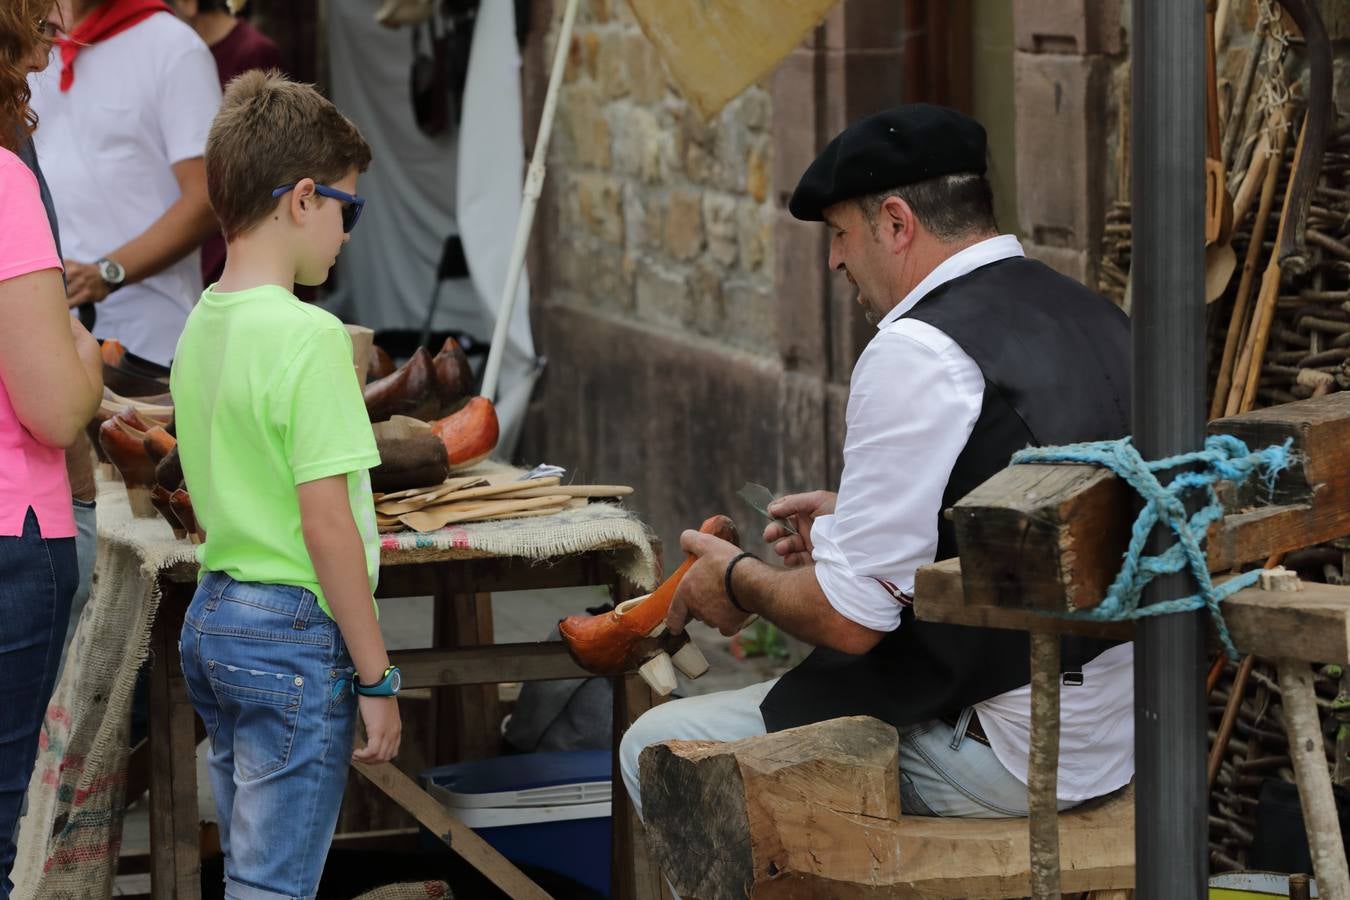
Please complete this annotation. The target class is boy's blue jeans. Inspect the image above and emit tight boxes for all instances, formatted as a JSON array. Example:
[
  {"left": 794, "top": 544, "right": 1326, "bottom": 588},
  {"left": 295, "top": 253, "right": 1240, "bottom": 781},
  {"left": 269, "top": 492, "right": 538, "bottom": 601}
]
[{"left": 180, "top": 572, "right": 357, "bottom": 900}]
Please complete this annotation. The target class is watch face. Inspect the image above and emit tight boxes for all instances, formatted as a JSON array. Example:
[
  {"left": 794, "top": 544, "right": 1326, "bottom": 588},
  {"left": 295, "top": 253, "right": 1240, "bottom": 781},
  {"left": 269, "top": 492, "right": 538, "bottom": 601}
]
[
  {"left": 388, "top": 668, "right": 402, "bottom": 694},
  {"left": 99, "top": 258, "right": 125, "bottom": 284}
]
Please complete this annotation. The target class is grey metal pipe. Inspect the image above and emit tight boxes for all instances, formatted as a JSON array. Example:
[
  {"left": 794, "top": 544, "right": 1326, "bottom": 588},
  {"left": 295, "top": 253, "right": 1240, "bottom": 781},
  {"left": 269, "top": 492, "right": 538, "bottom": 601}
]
[{"left": 1130, "top": 1, "right": 1208, "bottom": 896}]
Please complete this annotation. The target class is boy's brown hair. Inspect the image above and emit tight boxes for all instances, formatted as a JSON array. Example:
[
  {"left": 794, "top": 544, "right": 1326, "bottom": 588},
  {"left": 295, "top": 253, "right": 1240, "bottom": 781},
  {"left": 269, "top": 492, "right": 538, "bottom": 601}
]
[{"left": 206, "top": 70, "right": 372, "bottom": 240}]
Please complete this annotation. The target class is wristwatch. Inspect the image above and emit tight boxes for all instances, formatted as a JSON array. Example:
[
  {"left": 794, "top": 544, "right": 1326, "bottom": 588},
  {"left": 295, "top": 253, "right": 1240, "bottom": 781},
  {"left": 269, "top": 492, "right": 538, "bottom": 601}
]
[
  {"left": 96, "top": 257, "right": 126, "bottom": 292},
  {"left": 352, "top": 665, "right": 402, "bottom": 697}
]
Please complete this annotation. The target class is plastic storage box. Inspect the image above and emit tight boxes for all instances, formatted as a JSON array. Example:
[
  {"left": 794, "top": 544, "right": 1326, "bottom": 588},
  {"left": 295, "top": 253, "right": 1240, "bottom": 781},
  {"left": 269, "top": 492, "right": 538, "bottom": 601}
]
[{"left": 420, "top": 750, "right": 613, "bottom": 897}]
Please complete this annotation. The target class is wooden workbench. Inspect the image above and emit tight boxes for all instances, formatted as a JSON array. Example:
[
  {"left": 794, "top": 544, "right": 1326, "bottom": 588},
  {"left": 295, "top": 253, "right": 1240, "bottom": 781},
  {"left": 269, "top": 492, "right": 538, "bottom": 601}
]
[{"left": 18, "top": 473, "right": 668, "bottom": 900}]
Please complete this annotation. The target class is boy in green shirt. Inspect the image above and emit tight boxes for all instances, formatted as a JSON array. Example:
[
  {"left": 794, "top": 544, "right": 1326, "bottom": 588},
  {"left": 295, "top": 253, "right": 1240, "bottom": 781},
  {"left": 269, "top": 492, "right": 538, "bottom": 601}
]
[{"left": 171, "top": 71, "right": 399, "bottom": 900}]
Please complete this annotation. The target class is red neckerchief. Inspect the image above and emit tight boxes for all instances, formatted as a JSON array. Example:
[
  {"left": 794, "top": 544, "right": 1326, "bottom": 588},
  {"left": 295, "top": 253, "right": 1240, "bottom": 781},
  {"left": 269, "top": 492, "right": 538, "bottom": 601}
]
[{"left": 57, "top": 0, "right": 173, "bottom": 92}]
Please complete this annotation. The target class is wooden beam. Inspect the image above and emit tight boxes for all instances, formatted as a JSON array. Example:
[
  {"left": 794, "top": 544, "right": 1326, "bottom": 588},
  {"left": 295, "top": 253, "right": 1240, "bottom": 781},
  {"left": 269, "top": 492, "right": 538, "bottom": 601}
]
[
  {"left": 391, "top": 642, "right": 589, "bottom": 688},
  {"left": 914, "top": 557, "right": 1350, "bottom": 664},
  {"left": 639, "top": 717, "right": 1135, "bottom": 899},
  {"left": 352, "top": 761, "right": 550, "bottom": 900},
  {"left": 948, "top": 392, "right": 1350, "bottom": 613}
]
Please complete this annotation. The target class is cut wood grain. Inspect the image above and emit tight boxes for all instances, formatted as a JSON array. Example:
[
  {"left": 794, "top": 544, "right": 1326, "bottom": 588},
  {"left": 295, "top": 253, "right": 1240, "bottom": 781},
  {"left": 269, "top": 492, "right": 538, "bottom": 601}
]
[{"left": 638, "top": 717, "right": 1135, "bottom": 899}]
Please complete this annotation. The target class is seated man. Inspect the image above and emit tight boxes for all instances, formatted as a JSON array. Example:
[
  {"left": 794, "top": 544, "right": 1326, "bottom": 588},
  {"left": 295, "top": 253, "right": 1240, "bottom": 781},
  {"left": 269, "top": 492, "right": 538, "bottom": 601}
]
[{"left": 620, "top": 105, "right": 1135, "bottom": 820}]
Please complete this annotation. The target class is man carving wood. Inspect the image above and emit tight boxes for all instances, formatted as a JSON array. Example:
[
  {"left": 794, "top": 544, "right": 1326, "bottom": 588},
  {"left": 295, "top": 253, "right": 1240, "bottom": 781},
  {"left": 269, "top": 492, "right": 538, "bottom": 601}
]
[{"left": 621, "top": 105, "right": 1136, "bottom": 823}]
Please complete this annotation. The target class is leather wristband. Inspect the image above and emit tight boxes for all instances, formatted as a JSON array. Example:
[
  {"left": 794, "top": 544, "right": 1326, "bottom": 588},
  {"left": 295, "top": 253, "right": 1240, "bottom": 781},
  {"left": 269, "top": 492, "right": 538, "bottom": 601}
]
[{"left": 724, "top": 551, "right": 756, "bottom": 614}]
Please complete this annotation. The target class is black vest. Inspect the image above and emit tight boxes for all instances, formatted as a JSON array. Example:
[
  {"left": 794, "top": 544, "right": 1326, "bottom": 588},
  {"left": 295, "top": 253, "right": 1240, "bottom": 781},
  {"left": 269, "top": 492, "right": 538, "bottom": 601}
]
[{"left": 759, "top": 256, "right": 1131, "bottom": 733}]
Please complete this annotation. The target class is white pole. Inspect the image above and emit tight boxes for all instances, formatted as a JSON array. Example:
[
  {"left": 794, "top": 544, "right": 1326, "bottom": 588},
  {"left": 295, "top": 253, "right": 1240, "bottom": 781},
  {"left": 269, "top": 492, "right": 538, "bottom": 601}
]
[{"left": 480, "top": 0, "right": 581, "bottom": 401}]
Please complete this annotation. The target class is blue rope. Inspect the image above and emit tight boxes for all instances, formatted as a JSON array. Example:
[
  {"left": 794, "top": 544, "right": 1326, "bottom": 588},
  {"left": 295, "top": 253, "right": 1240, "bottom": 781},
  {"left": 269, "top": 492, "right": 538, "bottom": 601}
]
[{"left": 1010, "top": 434, "right": 1294, "bottom": 660}]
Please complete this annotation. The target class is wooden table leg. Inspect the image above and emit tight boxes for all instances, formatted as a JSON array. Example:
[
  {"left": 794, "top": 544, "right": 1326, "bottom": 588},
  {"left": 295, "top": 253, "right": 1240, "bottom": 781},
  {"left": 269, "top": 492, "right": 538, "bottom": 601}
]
[
  {"left": 612, "top": 671, "right": 664, "bottom": 900},
  {"left": 431, "top": 579, "right": 502, "bottom": 761},
  {"left": 147, "top": 580, "right": 201, "bottom": 900}
]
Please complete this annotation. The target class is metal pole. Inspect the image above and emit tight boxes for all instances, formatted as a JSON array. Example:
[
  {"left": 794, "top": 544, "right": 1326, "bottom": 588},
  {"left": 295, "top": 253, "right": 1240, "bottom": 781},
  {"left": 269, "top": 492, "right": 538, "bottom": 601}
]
[
  {"left": 1134, "top": 0, "right": 1209, "bottom": 895},
  {"left": 1131, "top": 2, "right": 1208, "bottom": 897}
]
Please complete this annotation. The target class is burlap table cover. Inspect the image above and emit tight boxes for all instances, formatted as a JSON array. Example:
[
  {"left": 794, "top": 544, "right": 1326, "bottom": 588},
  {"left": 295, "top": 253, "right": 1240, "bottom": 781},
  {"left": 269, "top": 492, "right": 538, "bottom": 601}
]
[{"left": 14, "top": 467, "right": 657, "bottom": 898}]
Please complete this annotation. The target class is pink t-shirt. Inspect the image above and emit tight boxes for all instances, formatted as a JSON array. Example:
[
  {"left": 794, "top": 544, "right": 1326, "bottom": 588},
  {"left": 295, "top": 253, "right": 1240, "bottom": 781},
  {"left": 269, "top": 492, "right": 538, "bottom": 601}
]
[{"left": 0, "top": 147, "right": 75, "bottom": 538}]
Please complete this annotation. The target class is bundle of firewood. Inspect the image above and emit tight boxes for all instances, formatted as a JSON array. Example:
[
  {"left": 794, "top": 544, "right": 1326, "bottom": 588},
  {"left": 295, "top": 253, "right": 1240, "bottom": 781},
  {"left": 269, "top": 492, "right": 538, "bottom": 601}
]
[{"left": 374, "top": 473, "right": 633, "bottom": 533}]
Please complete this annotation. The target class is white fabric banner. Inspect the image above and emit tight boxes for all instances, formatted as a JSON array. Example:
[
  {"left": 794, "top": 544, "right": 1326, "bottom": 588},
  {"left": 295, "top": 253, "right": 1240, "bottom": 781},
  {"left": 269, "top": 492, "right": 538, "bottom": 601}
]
[{"left": 324, "top": 0, "right": 539, "bottom": 456}]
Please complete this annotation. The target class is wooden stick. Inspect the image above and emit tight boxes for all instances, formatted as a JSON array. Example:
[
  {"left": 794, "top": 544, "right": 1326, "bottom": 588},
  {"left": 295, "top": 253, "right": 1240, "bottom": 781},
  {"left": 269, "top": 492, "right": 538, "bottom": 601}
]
[
  {"left": 1213, "top": 112, "right": 1290, "bottom": 419},
  {"left": 1229, "top": 133, "right": 1270, "bottom": 228},
  {"left": 1277, "top": 659, "right": 1350, "bottom": 898},
  {"left": 1207, "top": 654, "right": 1255, "bottom": 790},
  {"left": 352, "top": 761, "right": 550, "bottom": 900},
  {"left": 1222, "top": 9, "right": 1266, "bottom": 166},
  {"left": 1028, "top": 632, "right": 1062, "bottom": 900},
  {"left": 1231, "top": 114, "right": 1307, "bottom": 416}
]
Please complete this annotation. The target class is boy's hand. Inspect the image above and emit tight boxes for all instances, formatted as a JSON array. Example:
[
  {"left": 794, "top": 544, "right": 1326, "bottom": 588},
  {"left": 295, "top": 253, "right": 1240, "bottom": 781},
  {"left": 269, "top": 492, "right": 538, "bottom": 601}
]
[{"left": 353, "top": 695, "right": 401, "bottom": 763}]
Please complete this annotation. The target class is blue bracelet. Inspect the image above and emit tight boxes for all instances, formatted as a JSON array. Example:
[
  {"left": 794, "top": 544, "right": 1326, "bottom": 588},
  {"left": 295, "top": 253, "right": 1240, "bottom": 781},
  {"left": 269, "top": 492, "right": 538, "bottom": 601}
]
[{"left": 724, "top": 551, "right": 756, "bottom": 614}]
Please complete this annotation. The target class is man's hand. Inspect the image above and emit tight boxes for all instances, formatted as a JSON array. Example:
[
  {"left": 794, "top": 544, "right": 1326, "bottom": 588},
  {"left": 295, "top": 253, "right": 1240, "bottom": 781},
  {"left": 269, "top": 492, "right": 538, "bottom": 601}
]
[
  {"left": 666, "top": 529, "right": 749, "bottom": 637},
  {"left": 353, "top": 695, "right": 401, "bottom": 763},
  {"left": 63, "top": 261, "right": 111, "bottom": 308},
  {"left": 764, "top": 490, "right": 837, "bottom": 567}
]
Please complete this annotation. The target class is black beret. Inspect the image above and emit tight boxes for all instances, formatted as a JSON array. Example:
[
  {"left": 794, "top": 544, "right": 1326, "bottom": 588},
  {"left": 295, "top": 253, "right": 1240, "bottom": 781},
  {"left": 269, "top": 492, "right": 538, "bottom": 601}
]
[{"left": 788, "top": 104, "right": 988, "bottom": 221}]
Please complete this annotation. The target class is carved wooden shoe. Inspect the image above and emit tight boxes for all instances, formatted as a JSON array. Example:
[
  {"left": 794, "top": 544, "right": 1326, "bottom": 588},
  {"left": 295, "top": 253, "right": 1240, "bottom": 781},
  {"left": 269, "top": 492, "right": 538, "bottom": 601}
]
[
  {"left": 363, "top": 346, "right": 439, "bottom": 423},
  {"left": 142, "top": 425, "right": 176, "bottom": 465},
  {"left": 169, "top": 489, "right": 203, "bottom": 544},
  {"left": 99, "top": 413, "right": 158, "bottom": 517},
  {"left": 433, "top": 336, "right": 474, "bottom": 407},
  {"left": 430, "top": 396, "right": 499, "bottom": 468},
  {"left": 559, "top": 515, "right": 739, "bottom": 693},
  {"left": 369, "top": 344, "right": 396, "bottom": 381},
  {"left": 151, "top": 485, "right": 186, "bottom": 539}
]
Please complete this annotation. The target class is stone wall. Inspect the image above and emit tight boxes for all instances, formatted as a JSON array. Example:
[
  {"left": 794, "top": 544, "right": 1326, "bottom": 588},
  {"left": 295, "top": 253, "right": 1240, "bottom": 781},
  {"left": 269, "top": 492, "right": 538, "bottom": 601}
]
[
  {"left": 522, "top": 0, "right": 908, "bottom": 560},
  {"left": 546, "top": 0, "right": 779, "bottom": 357}
]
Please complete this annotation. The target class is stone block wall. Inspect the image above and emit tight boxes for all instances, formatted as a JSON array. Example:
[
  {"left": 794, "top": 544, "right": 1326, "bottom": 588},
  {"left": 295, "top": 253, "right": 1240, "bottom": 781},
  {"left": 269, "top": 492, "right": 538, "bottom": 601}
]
[
  {"left": 1011, "top": 0, "right": 1127, "bottom": 285},
  {"left": 522, "top": 0, "right": 909, "bottom": 558}
]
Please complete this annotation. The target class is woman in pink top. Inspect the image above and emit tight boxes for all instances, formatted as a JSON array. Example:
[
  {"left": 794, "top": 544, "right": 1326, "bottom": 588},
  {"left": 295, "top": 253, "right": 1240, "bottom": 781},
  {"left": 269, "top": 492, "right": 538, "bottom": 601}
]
[{"left": 0, "top": 6, "right": 104, "bottom": 896}]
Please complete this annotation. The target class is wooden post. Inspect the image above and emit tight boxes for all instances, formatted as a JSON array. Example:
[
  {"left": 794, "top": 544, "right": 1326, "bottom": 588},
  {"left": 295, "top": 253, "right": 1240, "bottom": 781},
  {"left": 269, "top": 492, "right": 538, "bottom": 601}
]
[
  {"left": 146, "top": 581, "right": 202, "bottom": 900},
  {"left": 1277, "top": 659, "right": 1350, "bottom": 898},
  {"left": 1028, "top": 633, "right": 1062, "bottom": 899},
  {"left": 431, "top": 580, "right": 501, "bottom": 761}
]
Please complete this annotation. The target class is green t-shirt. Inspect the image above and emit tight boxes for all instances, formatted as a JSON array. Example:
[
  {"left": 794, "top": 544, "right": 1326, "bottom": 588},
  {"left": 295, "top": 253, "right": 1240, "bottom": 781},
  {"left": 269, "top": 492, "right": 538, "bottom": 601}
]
[{"left": 170, "top": 284, "right": 381, "bottom": 616}]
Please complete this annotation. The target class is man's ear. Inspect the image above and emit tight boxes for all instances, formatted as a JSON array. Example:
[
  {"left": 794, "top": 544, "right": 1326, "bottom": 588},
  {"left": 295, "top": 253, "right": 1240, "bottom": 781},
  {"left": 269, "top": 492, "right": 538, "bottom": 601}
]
[
  {"left": 288, "top": 178, "right": 318, "bottom": 224},
  {"left": 879, "top": 195, "right": 916, "bottom": 253}
]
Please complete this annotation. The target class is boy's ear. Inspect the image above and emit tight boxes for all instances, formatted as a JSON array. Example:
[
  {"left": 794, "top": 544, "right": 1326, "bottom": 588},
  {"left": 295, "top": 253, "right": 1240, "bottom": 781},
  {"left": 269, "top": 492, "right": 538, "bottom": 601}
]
[{"left": 288, "top": 178, "right": 318, "bottom": 224}]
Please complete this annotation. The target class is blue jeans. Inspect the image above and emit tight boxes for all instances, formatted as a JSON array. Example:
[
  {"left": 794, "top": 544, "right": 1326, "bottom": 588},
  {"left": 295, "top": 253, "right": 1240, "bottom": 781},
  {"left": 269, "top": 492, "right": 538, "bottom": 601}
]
[
  {"left": 180, "top": 573, "right": 357, "bottom": 900},
  {"left": 0, "top": 509, "right": 76, "bottom": 900}
]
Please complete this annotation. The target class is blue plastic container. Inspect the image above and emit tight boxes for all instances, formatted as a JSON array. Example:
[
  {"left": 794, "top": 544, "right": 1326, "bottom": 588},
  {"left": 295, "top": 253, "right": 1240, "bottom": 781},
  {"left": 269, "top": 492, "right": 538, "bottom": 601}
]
[{"left": 420, "top": 750, "right": 613, "bottom": 897}]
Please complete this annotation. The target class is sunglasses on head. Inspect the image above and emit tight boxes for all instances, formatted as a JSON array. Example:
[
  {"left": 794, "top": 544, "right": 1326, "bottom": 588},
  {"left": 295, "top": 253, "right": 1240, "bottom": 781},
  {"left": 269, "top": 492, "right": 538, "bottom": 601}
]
[{"left": 271, "top": 182, "right": 365, "bottom": 233}]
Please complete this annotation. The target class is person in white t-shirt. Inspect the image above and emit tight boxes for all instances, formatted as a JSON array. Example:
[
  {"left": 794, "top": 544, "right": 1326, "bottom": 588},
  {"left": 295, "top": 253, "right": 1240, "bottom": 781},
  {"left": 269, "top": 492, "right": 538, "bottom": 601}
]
[{"left": 29, "top": 0, "right": 222, "bottom": 368}]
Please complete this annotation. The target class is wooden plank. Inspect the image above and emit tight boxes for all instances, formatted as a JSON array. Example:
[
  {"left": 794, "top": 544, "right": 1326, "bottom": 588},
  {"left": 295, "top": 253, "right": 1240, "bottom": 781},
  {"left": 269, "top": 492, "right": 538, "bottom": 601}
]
[
  {"left": 914, "top": 557, "right": 1350, "bottom": 663},
  {"left": 947, "top": 393, "right": 1350, "bottom": 613},
  {"left": 351, "top": 760, "right": 550, "bottom": 900},
  {"left": 913, "top": 559, "right": 1134, "bottom": 641},
  {"left": 378, "top": 549, "right": 621, "bottom": 593},
  {"left": 391, "top": 642, "right": 589, "bottom": 687},
  {"left": 146, "top": 581, "right": 201, "bottom": 900}
]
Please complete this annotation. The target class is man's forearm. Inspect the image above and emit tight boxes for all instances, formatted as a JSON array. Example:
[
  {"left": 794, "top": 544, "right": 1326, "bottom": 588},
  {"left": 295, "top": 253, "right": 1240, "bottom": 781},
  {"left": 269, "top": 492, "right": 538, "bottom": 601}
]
[
  {"left": 733, "top": 560, "right": 883, "bottom": 655},
  {"left": 110, "top": 195, "right": 218, "bottom": 285}
]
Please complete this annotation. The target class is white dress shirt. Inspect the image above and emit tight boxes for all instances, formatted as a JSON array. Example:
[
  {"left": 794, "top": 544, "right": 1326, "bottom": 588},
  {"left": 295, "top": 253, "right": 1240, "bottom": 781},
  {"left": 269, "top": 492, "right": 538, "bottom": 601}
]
[{"left": 810, "top": 235, "right": 1135, "bottom": 800}]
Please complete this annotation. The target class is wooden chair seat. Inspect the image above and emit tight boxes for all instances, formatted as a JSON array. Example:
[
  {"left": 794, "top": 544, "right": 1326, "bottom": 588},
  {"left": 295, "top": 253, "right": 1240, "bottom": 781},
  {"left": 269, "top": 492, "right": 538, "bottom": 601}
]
[{"left": 878, "top": 783, "right": 1134, "bottom": 898}]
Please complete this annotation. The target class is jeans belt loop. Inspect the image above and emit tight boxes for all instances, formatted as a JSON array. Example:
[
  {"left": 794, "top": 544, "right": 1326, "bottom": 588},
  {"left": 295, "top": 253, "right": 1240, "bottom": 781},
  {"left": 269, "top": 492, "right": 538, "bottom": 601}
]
[
  {"left": 949, "top": 706, "right": 975, "bottom": 752},
  {"left": 293, "top": 589, "right": 315, "bottom": 630}
]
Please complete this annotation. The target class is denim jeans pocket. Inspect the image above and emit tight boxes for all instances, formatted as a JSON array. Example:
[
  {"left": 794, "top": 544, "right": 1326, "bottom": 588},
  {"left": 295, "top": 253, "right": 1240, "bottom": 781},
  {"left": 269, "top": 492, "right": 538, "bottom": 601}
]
[{"left": 206, "top": 660, "right": 304, "bottom": 782}]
